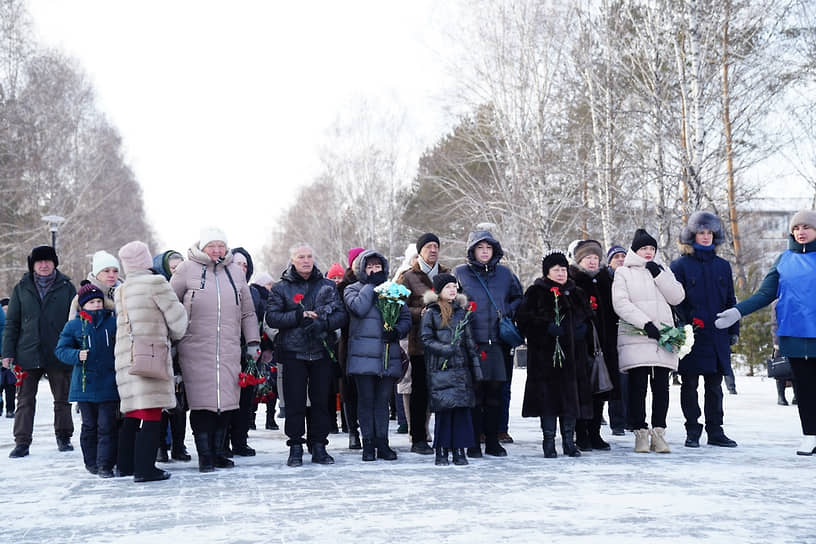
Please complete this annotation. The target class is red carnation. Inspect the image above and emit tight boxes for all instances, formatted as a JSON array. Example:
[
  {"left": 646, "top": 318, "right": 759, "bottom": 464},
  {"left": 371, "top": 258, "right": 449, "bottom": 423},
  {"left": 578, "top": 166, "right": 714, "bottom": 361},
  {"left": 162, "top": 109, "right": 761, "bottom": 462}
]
[
  {"left": 467, "top": 301, "right": 477, "bottom": 312},
  {"left": 79, "top": 310, "right": 93, "bottom": 323},
  {"left": 479, "top": 350, "right": 487, "bottom": 361},
  {"left": 589, "top": 296, "right": 598, "bottom": 310},
  {"left": 692, "top": 318, "right": 705, "bottom": 329},
  {"left": 550, "top": 286, "right": 561, "bottom": 297},
  {"left": 293, "top": 293, "right": 304, "bottom": 304}
]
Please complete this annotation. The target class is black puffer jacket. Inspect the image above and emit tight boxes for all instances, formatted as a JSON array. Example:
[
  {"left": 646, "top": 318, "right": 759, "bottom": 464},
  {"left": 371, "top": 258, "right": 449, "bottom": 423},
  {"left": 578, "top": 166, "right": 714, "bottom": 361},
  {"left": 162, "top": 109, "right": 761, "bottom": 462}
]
[
  {"left": 2, "top": 271, "right": 76, "bottom": 371},
  {"left": 420, "top": 291, "right": 482, "bottom": 412},
  {"left": 265, "top": 264, "right": 348, "bottom": 359}
]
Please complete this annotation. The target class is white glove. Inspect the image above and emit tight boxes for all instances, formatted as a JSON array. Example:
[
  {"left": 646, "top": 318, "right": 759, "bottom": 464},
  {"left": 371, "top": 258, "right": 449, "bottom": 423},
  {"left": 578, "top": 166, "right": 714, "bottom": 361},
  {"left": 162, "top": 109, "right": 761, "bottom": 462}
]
[
  {"left": 246, "top": 343, "right": 260, "bottom": 362},
  {"left": 714, "top": 308, "right": 741, "bottom": 329}
]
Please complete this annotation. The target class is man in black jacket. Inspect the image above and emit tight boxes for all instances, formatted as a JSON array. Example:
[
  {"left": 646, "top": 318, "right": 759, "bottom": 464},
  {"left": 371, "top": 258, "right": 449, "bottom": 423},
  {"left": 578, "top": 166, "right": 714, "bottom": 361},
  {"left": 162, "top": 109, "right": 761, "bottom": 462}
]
[
  {"left": 265, "top": 243, "right": 348, "bottom": 467},
  {"left": 2, "top": 246, "right": 77, "bottom": 458}
]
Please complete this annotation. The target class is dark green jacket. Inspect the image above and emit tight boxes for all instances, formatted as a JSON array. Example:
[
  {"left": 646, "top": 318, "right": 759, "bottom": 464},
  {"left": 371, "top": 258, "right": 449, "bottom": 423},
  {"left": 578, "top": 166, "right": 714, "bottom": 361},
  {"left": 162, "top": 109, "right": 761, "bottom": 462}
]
[{"left": 2, "top": 271, "right": 76, "bottom": 371}]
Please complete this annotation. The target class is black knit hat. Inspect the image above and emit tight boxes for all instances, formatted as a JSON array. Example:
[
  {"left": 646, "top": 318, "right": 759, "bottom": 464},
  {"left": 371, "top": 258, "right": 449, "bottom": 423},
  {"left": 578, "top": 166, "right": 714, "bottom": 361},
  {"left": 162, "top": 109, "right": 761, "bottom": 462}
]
[
  {"left": 631, "top": 229, "right": 658, "bottom": 252},
  {"left": 416, "top": 232, "right": 440, "bottom": 253},
  {"left": 541, "top": 250, "right": 569, "bottom": 276},
  {"left": 432, "top": 273, "right": 457, "bottom": 294},
  {"left": 77, "top": 280, "right": 104, "bottom": 307},
  {"left": 27, "top": 245, "right": 59, "bottom": 274}
]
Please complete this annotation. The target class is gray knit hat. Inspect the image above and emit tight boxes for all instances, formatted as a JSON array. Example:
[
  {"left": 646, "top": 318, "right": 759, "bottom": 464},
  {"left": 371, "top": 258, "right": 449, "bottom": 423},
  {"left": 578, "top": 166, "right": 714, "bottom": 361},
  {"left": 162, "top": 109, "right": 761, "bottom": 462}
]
[{"left": 789, "top": 210, "right": 816, "bottom": 233}]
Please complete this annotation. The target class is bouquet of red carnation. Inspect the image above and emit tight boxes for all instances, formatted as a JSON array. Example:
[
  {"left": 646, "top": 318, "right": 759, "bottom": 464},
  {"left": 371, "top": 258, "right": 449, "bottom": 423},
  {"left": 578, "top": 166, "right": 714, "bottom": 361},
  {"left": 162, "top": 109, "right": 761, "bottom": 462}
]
[
  {"left": 254, "top": 364, "right": 277, "bottom": 403},
  {"left": 238, "top": 354, "right": 267, "bottom": 388},
  {"left": 13, "top": 364, "right": 28, "bottom": 387}
]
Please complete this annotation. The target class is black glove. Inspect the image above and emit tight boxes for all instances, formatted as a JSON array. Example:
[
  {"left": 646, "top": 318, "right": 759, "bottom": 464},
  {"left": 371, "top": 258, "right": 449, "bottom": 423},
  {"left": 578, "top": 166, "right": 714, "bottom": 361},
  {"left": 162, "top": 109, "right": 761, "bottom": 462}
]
[
  {"left": 574, "top": 322, "right": 588, "bottom": 339},
  {"left": 547, "top": 322, "right": 564, "bottom": 337},
  {"left": 382, "top": 329, "right": 400, "bottom": 343},
  {"left": 645, "top": 261, "right": 663, "bottom": 278},
  {"left": 303, "top": 317, "right": 327, "bottom": 337},
  {"left": 643, "top": 322, "right": 661, "bottom": 340},
  {"left": 366, "top": 270, "right": 388, "bottom": 285},
  {"left": 294, "top": 305, "right": 305, "bottom": 324},
  {"left": 730, "top": 334, "right": 739, "bottom": 346}
]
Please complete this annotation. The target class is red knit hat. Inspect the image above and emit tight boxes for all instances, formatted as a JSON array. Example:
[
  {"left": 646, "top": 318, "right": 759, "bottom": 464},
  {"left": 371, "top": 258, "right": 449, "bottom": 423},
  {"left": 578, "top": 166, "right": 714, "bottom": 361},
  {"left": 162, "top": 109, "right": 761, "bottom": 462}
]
[{"left": 327, "top": 262, "right": 345, "bottom": 280}]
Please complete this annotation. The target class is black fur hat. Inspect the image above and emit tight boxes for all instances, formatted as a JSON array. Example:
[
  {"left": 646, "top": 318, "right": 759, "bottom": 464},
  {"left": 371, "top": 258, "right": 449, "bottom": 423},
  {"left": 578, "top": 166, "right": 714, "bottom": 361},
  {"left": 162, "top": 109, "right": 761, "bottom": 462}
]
[
  {"left": 541, "top": 250, "right": 569, "bottom": 276},
  {"left": 679, "top": 211, "right": 724, "bottom": 246},
  {"left": 27, "top": 245, "right": 59, "bottom": 274},
  {"left": 432, "top": 273, "right": 457, "bottom": 294}
]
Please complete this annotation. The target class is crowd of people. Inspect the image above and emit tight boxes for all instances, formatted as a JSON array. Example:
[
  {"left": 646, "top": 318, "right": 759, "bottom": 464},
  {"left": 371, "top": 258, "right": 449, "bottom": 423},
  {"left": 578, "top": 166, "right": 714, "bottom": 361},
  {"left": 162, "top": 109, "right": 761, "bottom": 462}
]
[{"left": 2, "top": 210, "right": 815, "bottom": 483}]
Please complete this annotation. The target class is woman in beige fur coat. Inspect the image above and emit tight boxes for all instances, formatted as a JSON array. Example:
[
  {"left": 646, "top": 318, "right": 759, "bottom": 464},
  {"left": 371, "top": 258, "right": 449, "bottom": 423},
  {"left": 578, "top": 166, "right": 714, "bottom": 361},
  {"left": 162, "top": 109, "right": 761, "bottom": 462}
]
[
  {"left": 170, "top": 227, "right": 260, "bottom": 472},
  {"left": 114, "top": 241, "right": 187, "bottom": 483},
  {"left": 612, "top": 229, "right": 685, "bottom": 454}
]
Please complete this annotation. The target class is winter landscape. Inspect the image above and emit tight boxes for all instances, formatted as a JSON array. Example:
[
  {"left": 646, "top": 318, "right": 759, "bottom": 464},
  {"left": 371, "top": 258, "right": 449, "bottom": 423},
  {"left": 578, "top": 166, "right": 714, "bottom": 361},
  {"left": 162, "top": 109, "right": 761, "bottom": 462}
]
[{"left": 2, "top": 373, "right": 812, "bottom": 544}]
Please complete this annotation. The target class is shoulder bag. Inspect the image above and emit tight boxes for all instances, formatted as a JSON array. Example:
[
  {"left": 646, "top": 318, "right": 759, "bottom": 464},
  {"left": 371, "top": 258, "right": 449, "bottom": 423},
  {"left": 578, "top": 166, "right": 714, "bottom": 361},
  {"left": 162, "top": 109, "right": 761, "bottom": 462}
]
[
  {"left": 470, "top": 269, "right": 525, "bottom": 347},
  {"left": 590, "top": 323, "right": 614, "bottom": 394},
  {"left": 120, "top": 284, "right": 171, "bottom": 381}
]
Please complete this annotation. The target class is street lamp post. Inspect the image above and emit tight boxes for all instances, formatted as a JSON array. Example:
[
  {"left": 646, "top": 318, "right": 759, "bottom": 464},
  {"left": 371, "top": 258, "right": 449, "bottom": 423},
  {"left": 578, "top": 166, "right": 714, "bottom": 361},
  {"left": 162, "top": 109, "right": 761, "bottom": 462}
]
[{"left": 41, "top": 215, "right": 66, "bottom": 250}]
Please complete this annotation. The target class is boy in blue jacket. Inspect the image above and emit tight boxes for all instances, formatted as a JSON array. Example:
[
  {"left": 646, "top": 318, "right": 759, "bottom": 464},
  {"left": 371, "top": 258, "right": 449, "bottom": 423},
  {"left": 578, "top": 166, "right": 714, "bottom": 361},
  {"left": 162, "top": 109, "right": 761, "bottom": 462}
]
[{"left": 56, "top": 282, "right": 119, "bottom": 477}]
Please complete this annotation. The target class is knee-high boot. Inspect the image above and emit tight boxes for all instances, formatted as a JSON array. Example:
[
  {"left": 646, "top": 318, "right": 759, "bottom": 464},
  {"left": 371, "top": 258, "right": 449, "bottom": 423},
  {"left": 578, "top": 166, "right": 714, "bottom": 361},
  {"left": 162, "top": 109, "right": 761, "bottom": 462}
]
[
  {"left": 560, "top": 418, "right": 581, "bottom": 457},
  {"left": 213, "top": 418, "right": 235, "bottom": 469},
  {"left": 134, "top": 420, "right": 171, "bottom": 483},
  {"left": 541, "top": 416, "right": 557, "bottom": 458},
  {"left": 117, "top": 417, "right": 139, "bottom": 477},
  {"left": 170, "top": 410, "right": 191, "bottom": 461}
]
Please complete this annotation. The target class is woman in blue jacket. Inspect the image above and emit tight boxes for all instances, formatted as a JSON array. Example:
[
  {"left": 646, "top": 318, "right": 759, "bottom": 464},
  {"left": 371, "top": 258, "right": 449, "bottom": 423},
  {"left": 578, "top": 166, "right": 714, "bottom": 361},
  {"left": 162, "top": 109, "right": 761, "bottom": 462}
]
[
  {"left": 344, "top": 250, "right": 411, "bottom": 462},
  {"left": 671, "top": 211, "right": 739, "bottom": 449},
  {"left": 716, "top": 210, "right": 816, "bottom": 455},
  {"left": 55, "top": 282, "right": 119, "bottom": 477}
]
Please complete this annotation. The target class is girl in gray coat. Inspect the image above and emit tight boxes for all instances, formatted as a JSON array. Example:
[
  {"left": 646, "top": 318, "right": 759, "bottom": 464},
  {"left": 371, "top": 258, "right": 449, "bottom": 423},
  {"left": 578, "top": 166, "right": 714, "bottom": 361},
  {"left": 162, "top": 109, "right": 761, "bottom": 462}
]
[{"left": 344, "top": 250, "right": 411, "bottom": 461}]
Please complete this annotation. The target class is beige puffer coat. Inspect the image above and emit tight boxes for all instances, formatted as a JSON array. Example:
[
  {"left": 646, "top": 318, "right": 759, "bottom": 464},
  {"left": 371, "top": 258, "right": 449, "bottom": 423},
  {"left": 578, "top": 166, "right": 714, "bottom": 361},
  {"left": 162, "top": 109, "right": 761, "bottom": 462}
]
[
  {"left": 170, "top": 245, "right": 260, "bottom": 412},
  {"left": 612, "top": 250, "right": 686, "bottom": 372},
  {"left": 114, "top": 270, "right": 188, "bottom": 412}
]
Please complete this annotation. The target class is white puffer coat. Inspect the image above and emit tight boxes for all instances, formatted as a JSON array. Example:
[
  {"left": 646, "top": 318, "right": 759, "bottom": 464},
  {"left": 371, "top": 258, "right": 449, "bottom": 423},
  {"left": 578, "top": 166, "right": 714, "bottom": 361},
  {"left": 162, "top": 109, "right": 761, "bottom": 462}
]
[
  {"left": 114, "top": 270, "right": 188, "bottom": 412},
  {"left": 612, "top": 250, "right": 685, "bottom": 372}
]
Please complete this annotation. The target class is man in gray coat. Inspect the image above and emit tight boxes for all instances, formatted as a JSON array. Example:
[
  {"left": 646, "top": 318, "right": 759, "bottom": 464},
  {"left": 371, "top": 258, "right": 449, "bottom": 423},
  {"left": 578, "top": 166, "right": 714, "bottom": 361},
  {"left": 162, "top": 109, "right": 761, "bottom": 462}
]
[{"left": 2, "top": 245, "right": 76, "bottom": 458}]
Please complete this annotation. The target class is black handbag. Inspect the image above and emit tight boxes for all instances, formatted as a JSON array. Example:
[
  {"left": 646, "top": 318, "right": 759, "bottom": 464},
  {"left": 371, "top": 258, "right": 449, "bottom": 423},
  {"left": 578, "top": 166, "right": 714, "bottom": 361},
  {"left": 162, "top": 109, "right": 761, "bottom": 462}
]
[
  {"left": 471, "top": 269, "right": 525, "bottom": 347},
  {"left": 589, "top": 324, "right": 614, "bottom": 394},
  {"left": 767, "top": 355, "right": 793, "bottom": 380}
]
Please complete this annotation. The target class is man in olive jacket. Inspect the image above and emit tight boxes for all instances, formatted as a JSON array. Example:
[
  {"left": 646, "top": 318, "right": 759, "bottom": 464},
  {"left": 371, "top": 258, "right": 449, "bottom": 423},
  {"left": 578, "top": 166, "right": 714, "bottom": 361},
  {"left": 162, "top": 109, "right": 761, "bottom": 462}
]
[{"left": 2, "top": 245, "right": 77, "bottom": 458}]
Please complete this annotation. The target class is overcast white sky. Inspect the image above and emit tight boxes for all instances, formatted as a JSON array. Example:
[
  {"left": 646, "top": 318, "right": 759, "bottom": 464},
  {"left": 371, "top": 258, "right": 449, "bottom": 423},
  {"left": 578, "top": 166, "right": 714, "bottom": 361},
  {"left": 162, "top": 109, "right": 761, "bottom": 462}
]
[{"left": 26, "top": 1, "right": 457, "bottom": 267}]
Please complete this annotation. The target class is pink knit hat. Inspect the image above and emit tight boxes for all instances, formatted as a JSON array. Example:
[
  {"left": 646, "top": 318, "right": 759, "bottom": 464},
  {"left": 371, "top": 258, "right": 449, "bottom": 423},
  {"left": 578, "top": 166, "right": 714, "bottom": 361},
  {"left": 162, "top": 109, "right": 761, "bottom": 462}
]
[
  {"left": 347, "top": 248, "right": 365, "bottom": 267},
  {"left": 118, "top": 241, "right": 153, "bottom": 275}
]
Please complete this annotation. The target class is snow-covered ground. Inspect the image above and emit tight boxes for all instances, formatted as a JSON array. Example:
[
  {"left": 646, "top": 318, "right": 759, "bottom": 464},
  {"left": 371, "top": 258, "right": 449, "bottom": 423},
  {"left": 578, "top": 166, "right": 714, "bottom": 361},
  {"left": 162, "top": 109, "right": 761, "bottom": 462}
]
[{"left": 1, "top": 373, "right": 812, "bottom": 544}]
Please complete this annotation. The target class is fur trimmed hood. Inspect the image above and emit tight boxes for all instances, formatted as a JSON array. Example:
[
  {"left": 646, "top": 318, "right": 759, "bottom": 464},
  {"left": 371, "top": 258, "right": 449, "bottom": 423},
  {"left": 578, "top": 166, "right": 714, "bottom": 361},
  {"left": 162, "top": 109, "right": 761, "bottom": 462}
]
[
  {"left": 679, "top": 211, "right": 724, "bottom": 246},
  {"left": 423, "top": 290, "right": 468, "bottom": 309}
]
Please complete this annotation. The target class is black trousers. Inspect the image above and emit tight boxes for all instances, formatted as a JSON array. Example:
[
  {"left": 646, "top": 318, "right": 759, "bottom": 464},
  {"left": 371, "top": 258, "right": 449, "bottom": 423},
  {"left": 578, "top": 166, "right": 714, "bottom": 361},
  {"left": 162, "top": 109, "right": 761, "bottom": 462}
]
[
  {"left": 680, "top": 372, "right": 724, "bottom": 436},
  {"left": 13, "top": 367, "right": 73, "bottom": 445},
  {"left": 341, "top": 373, "right": 359, "bottom": 434},
  {"left": 790, "top": 358, "right": 816, "bottom": 435},
  {"left": 281, "top": 356, "right": 332, "bottom": 446},
  {"left": 472, "top": 380, "right": 504, "bottom": 444},
  {"left": 409, "top": 355, "right": 429, "bottom": 444},
  {"left": 354, "top": 375, "right": 395, "bottom": 440},
  {"left": 77, "top": 401, "right": 118, "bottom": 471},
  {"left": 626, "top": 366, "right": 670, "bottom": 430},
  {"left": 228, "top": 383, "right": 255, "bottom": 448}
]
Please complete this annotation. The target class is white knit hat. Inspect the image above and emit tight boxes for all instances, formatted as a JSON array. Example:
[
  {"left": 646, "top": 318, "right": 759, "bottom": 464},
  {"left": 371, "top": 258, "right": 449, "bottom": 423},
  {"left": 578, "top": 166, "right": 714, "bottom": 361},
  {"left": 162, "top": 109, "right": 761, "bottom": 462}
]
[
  {"left": 200, "top": 226, "right": 228, "bottom": 248},
  {"left": 92, "top": 250, "right": 120, "bottom": 276}
]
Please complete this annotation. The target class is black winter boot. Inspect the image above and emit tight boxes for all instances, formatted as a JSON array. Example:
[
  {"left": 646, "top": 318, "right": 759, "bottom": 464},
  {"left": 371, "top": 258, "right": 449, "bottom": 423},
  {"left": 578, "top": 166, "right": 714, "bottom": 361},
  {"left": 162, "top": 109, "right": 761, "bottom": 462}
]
[
  {"left": 213, "top": 424, "right": 235, "bottom": 468},
  {"left": 574, "top": 419, "right": 592, "bottom": 452},
  {"left": 776, "top": 379, "right": 788, "bottom": 405},
  {"left": 349, "top": 430, "right": 362, "bottom": 450},
  {"left": 589, "top": 421, "right": 611, "bottom": 451},
  {"left": 484, "top": 436, "right": 508, "bottom": 457},
  {"left": 265, "top": 403, "right": 279, "bottom": 430},
  {"left": 375, "top": 437, "right": 397, "bottom": 461},
  {"left": 452, "top": 448, "right": 468, "bottom": 465},
  {"left": 362, "top": 438, "right": 376, "bottom": 462},
  {"left": 541, "top": 416, "right": 557, "bottom": 458},
  {"left": 116, "top": 418, "right": 139, "bottom": 477},
  {"left": 194, "top": 432, "right": 215, "bottom": 472},
  {"left": 466, "top": 446, "right": 483, "bottom": 458},
  {"left": 287, "top": 444, "right": 303, "bottom": 467},
  {"left": 156, "top": 447, "right": 170, "bottom": 463},
  {"left": 170, "top": 411, "right": 191, "bottom": 461},
  {"left": 134, "top": 421, "right": 171, "bottom": 483},
  {"left": 311, "top": 442, "right": 335, "bottom": 464},
  {"left": 435, "top": 446, "right": 449, "bottom": 466},
  {"left": 560, "top": 418, "right": 581, "bottom": 457},
  {"left": 684, "top": 422, "right": 703, "bottom": 448}
]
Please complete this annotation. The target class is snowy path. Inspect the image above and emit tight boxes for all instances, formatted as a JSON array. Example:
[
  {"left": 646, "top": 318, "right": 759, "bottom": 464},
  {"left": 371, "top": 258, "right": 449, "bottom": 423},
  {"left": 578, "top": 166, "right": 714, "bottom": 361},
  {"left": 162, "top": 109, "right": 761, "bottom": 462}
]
[{"left": 1, "top": 373, "right": 812, "bottom": 544}]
